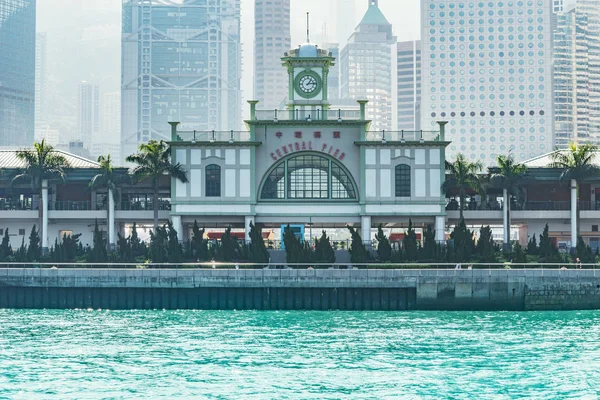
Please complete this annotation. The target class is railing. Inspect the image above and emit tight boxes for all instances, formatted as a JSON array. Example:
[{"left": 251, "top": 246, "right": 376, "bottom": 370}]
[
  {"left": 446, "top": 199, "right": 504, "bottom": 211},
  {"left": 0, "top": 262, "right": 598, "bottom": 270},
  {"left": 50, "top": 201, "right": 98, "bottom": 211},
  {"left": 254, "top": 109, "right": 361, "bottom": 122},
  {"left": 118, "top": 200, "right": 171, "bottom": 211},
  {"left": 176, "top": 130, "right": 251, "bottom": 143},
  {"left": 0, "top": 199, "right": 35, "bottom": 211},
  {"left": 365, "top": 130, "right": 441, "bottom": 142}
]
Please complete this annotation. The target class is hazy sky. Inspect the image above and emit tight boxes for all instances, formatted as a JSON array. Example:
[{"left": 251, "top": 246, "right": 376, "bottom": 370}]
[{"left": 36, "top": 0, "right": 420, "bottom": 140}]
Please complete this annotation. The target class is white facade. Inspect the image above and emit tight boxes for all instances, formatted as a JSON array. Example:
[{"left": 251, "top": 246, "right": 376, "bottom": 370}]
[
  {"left": 35, "top": 32, "right": 47, "bottom": 130},
  {"left": 420, "top": 0, "right": 554, "bottom": 165},
  {"left": 397, "top": 40, "right": 421, "bottom": 131}
]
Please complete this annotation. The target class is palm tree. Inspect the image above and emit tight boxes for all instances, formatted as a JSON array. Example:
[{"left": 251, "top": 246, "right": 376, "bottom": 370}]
[
  {"left": 89, "top": 155, "right": 119, "bottom": 250},
  {"left": 12, "top": 140, "right": 70, "bottom": 251},
  {"left": 442, "top": 153, "right": 484, "bottom": 220},
  {"left": 126, "top": 140, "right": 188, "bottom": 231},
  {"left": 489, "top": 154, "right": 529, "bottom": 250},
  {"left": 550, "top": 143, "right": 599, "bottom": 250}
]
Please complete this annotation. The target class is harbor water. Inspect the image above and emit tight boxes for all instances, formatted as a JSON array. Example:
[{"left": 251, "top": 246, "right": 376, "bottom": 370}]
[{"left": 0, "top": 310, "right": 599, "bottom": 398}]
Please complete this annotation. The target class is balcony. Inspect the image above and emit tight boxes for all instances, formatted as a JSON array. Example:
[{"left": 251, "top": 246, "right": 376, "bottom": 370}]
[
  {"left": 175, "top": 130, "right": 251, "bottom": 143},
  {"left": 0, "top": 199, "right": 34, "bottom": 211},
  {"left": 118, "top": 200, "right": 171, "bottom": 211},
  {"left": 50, "top": 201, "right": 104, "bottom": 211},
  {"left": 253, "top": 109, "right": 361, "bottom": 122},
  {"left": 365, "top": 130, "right": 442, "bottom": 143}
]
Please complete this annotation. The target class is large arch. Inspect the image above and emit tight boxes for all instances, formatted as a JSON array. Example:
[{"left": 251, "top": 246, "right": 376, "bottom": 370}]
[{"left": 258, "top": 152, "right": 358, "bottom": 201}]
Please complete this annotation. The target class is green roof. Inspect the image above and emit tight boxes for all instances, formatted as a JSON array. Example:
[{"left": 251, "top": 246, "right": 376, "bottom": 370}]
[{"left": 358, "top": 4, "right": 391, "bottom": 26}]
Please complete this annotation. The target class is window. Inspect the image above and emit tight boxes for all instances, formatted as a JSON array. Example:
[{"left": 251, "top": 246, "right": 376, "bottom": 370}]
[
  {"left": 59, "top": 230, "right": 73, "bottom": 238},
  {"left": 395, "top": 164, "right": 411, "bottom": 197},
  {"left": 205, "top": 164, "right": 221, "bottom": 197},
  {"left": 593, "top": 225, "right": 598, "bottom": 233},
  {"left": 260, "top": 153, "right": 357, "bottom": 200},
  {"left": 18, "top": 229, "right": 26, "bottom": 236}
]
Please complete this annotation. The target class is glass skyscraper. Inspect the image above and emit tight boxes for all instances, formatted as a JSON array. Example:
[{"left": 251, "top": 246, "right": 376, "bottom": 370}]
[
  {"left": 553, "top": 0, "right": 600, "bottom": 147},
  {"left": 397, "top": 40, "right": 421, "bottom": 131},
  {"left": 0, "top": 0, "right": 35, "bottom": 147},
  {"left": 121, "top": 0, "right": 242, "bottom": 162},
  {"left": 421, "top": 0, "right": 554, "bottom": 165}
]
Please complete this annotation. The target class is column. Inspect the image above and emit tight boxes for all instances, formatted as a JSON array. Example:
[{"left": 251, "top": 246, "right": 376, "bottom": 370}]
[
  {"left": 503, "top": 188, "right": 509, "bottom": 249},
  {"left": 171, "top": 215, "right": 183, "bottom": 243},
  {"left": 108, "top": 188, "right": 116, "bottom": 251},
  {"left": 41, "top": 179, "right": 49, "bottom": 251},
  {"left": 435, "top": 215, "right": 445, "bottom": 244},
  {"left": 245, "top": 216, "right": 255, "bottom": 242},
  {"left": 361, "top": 216, "right": 372, "bottom": 244},
  {"left": 571, "top": 179, "right": 577, "bottom": 251}
]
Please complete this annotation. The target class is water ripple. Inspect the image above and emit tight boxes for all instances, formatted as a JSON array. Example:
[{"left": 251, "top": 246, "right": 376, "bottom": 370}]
[{"left": 0, "top": 310, "right": 599, "bottom": 398}]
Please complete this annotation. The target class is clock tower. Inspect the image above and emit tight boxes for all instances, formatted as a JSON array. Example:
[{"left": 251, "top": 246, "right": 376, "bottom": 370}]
[{"left": 282, "top": 42, "right": 335, "bottom": 116}]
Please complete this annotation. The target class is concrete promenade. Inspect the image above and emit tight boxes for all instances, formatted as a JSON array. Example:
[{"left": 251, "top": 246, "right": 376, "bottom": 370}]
[{"left": 1, "top": 268, "right": 599, "bottom": 310}]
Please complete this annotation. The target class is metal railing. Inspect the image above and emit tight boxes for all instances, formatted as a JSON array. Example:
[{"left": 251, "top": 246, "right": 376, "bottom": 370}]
[
  {"left": 365, "top": 130, "right": 441, "bottom": 142},
  {"left": 254, "top": 109, "right": 361, "bottom": 122},
  {"left": 50, "top": 201, "right": 98, "bottom": 211},
  {"left": 176, "top": 130, "right": 251, "bottom": 143},
  {"left": 0, "top": 262, "right": 598, "bottom": 270},
  {"left": 118, "top": 200, "right": 171, "bottom": 211},
  {"left": 0, "top": 199, "right": 35, "bottom": 211}
]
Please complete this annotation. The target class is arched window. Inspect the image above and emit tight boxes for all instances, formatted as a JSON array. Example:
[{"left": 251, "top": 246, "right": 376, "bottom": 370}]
[
  {"left": 395, "top": 164, "right": 411, "bottom": 197},
  {"left": 260, "top": 153, "right": 357, "bottom": 200},
  {"left": 205, "top": 164, "right": 221, "bottom": 197}
]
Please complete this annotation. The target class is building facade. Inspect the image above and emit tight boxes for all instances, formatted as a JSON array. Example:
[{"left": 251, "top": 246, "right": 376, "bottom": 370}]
[
  {"left": 35, "top": 32, "right": 47, "bottom": 131},
  {"left": 0, "top": 0, "right": 35, "bottom": 147},
  {"left": 397, "top": 40, "right": 421, "bottom": 131},
  {"left": 421, "top": 0, "right": 554, "bottom": 165},
  {"left": 254, "top": 0, "right": 291, "bottom": 110},
  {"left": 121, "top": 0, "right": 242, "bottom": 163},
  {"left": 78, "top": 82, "right": 100, "bottom": 150},
  {"left": 553, "top": 0, "right": 600, "bottom": 147},
  {"left": 340, "top": 0, "right": 396, "bottom": 132},
  {"left": 168, "top": 42, "right": 448, "bottom": 244}
]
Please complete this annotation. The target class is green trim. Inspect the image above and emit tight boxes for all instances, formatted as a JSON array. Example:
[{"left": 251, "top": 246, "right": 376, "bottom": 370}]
[
  {"left": 354, "top": 141, "right": 451, "bottom": 147},
  {"left": 167, "top": 141, "right": 262, "bottom": 147}
]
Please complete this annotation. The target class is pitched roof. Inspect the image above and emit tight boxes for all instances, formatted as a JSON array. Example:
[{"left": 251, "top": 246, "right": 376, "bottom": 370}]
[
  {"left": 522, "top": 150, "right": 600, "bottom": 168},
  {"left": 358, "top": 3, "right": 391, "bottom": 26},
  {"left": 0, "top": 149, "right": 100, "bottom": 169}
]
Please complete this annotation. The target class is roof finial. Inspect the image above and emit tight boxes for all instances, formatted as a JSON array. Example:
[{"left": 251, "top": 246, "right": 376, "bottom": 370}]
[{"left": 307, "top": 12, "right": 310, "bottom": 43}]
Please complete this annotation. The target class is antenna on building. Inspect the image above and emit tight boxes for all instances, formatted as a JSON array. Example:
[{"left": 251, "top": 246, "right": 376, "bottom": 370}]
[{"left": 307, "top": 12, "right": 310, "bottom": 43}]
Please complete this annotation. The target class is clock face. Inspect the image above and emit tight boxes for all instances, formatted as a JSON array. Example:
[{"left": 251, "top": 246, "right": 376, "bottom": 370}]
[{"left": 299, "top": 75, "right": 318, "bottom": 94}]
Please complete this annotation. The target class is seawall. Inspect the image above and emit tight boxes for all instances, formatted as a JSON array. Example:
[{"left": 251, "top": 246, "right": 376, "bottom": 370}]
[{"left": 0, "top": 268, "right": 599, "bottom": 311}]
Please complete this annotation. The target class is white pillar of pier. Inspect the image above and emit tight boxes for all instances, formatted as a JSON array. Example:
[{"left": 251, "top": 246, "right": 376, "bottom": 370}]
[
  {"left": 571, "top": 179, "right": 577, "bottom": 251},
  {"left": 108, "top": 188, "right": 115, "bottom": 250},
  {"left": 171, "top": 215, "right": 183, "bottom": 243},
  {"left": 503, "top": 188, "right": 509, "bottom": 248},
  {"left": 41, "top": 179, "right": 49, "bottom": 251},
  {"left": 245, "top": 216, "right": 255, "bottom": 242},
  {"left": 361, "top": 216, "right": 372, "bottom": 244},
  {"left": 435, "top": 215, "right": 445, "bottom": 244}
]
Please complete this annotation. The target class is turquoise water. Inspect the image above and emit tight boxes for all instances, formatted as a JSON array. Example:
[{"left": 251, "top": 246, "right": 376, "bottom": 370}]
[{"left": 0, "top": 310, "right": 599, "bottom": 398}]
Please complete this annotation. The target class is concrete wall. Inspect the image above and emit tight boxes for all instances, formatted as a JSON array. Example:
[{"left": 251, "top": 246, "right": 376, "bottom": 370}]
[{"left": 1, "top": 268, "right": 599, "bottom": 310}]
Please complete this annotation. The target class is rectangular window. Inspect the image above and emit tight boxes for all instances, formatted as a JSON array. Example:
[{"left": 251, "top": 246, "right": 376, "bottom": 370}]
[
  {"left": 395, "top": 165, "right": 411, "bottom": 197},
  {"left": 593, "top": 225, "right": 598, "bottom": 232},
  {"left": 18, "top": 229, "right": 26, "bottom": 236}
]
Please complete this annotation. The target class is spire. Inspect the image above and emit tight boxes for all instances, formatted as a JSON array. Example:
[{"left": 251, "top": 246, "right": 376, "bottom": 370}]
[
  {"left": 306, "top": 12, "right": 310, "bottom": 43},
  {"left": 358, "top": 0, "right": 390, "bottom": 26}
]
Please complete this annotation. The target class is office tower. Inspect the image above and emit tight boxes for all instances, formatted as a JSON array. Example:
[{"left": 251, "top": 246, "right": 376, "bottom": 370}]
[
  {"left": 325, "top": 43, "right": 340, "bottom": 101},
  {"left": 397, "top": 40, "right": 421, "bottom": 131},
  {"left": 333, "top": 0, "right": 357, "bottom": 45},
  {"left": 0, "top": 0, "right": 35, "bottom": 147},
  {"left": 554, "top": 0, "right": 600, "bottom": 147},
  {"left": 340, "top": 0, "right": 396, "bottom": 132},
  {"left": 78, "top": 82, "right": 100, "bottom": 149},
  {"left": 101, "top": 92, "right": 121, "bottom": 139},
  {"left": 35, "top": 32, "right": 47, "bottom": 130},
  {"left": 121, "top": 0, "right": 242, "bottom": 162},
  {"left": 254, "top": 0, "right": 290, "bottom": 110},
  {"left": 421, "top": 0, "right": 554, "bottom": 165}
]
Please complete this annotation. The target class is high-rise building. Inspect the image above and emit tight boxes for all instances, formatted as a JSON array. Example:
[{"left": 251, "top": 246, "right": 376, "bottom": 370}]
[
  {"left": 553, "top": 0, "right": 600, "bottom": 147},
  {"left": 340, "top": 0, "right": 396, "bottom": 132},
  {"left": 35, "top": 32, "right": 47, "bottom": 130},
  {"left": 254, "top": 0, "right": 290, "bottom": 110},
  {"left": 0, "top": 0, "right": 35, "bottom": 147},
  {"left": 421, "top": 0, "right": 554, "bottom": 165},
  {"left": 101, "top": 92, "right": 121, "bottom": 140},
  {"left": 78, "top": 82, "right": 100, "bottom": 149},
  {"left": 397, "top": 40, "right": 421, "bottom": 131},
  {"left": 324, "top": 43, "right": 340, "bottom": 101},
  {"left": 332, "top": 0, "right": 357, "bottom": 45},
  {"left": 121, "top": 0, "right": 242, "bottom": 162}
]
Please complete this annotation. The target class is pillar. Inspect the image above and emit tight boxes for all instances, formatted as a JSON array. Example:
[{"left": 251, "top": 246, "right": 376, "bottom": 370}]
[
  {"left": 361, "top": 216, "right": 372, "bottom": 244},
  {"left": 571, "top": 178, "right": 577, "bottom": 251},
  {"left": 108, "top": 188, "right": 116, "bottom": 250},
  {"left": 171, "top": 215, "right": 183, "bottom": 243},
  {"left": 436, "top": 121, "right": 448, "bottom": 141},
  {"left": 41, "top": 179, "right": 49, "bottom": 251},
  {"left": 503, "top": 188, "right": 509, "bottom": 248},
  {"left": 245, "top": 216, "right": 255, "bottom": 243},
  {"left": 435, "top": 215, "right": 445, "bottom": 244}
]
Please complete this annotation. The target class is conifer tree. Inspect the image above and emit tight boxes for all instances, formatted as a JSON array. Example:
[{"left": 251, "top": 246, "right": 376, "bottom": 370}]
[
  {"left": 375, "top": 225, "right": 392, "bottom": 262},
  {"left": 314, "top": 230, "right": 335, "bottom": 265},
  {"left": 116, "top": 232, "right": 132, "bottom": 262},
  {"left": 248, "top": 221, "right": 269, "bottom": 264},
  {"left": 527, "top": 234, "right": 538, "bottom": 255},
  {"left": 475, "top": 225, "right": 497, "bottom": 262},
  {"left": 576, "top": 236, "right": 594, "bottom": 264},
  {"left": 15, "top": 237, "right": 27, "bottom": 262},
  {"left": 448, "top": 218, "right": 475, "bottom": 263},
  {"left": 403, "top": 219, "right": 419, "bottom": 262},
  {"left": 190, "top": 220, "right": 209, "bottom": 261},
  {"left": 218, "top": 226, "right": 239, "bottom": 262},
  {"left": 89, "top": 220, "right": 108, "bottom": 262},
  {"left": 421, "top": 224, "right": 440, "bottom": 262},
  {"left": 130, "top": 222, "right": 146, "bottom": 259},
  {"left": 149, "top": 225, "right": 168, "bottom": 263},
  {"left": 0, "top": 228, "right": 12, "bottom": 261},
  {"left": 513, "top": 242, "right": 527, "bottom": 263},
  {"left": 347, "top": 225, "right": 368, "bottom": 264},
  {"left": 26, "top": 225, "right": 41, "bottom": 262},
  {"left": 166, "top": 220, "right": 183, "bottom": 263}
]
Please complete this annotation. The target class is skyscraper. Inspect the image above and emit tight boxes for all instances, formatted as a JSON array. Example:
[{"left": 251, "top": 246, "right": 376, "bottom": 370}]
[
  {"left": 324, "top": 43, "right": 340, "bottom": 101},
  {"left": 254, "top": 0, "right": 290, "bottom": 110},
  {"left": 421, "top": 0, "right": 554, "bottom": 165},
  {"left": 553, "top": 0, "right": 600, "bottom": 147},
  {"left": 35, "top": 32, "right": 47, "bottom": 130},
  {"left": 397, "top": 40, "right": 421, "bottom": 131},
  {"left": 101, "top": 92, "right": 121, "bottom": 140},
  {"left": 0, "top": 0, "right": 35, "bottom": 147},
  {"left": 78, "top": 82, "right": 100, "bottom": 149},
  {"left": 340, "top": 0, "right": 396, "bottom": 132},
  {"left": 121, "top": 0, "right": 242, "bottom": 162}
]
